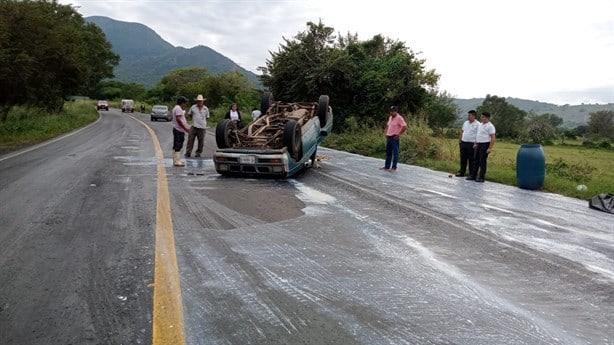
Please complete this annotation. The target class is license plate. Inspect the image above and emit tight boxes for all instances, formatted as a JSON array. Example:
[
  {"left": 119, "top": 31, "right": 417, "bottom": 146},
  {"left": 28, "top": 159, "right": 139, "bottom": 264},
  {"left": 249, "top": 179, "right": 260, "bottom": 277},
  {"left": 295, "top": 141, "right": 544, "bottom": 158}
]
[{"left": 239, "top": 156, "right": 255, "bottom": 164}]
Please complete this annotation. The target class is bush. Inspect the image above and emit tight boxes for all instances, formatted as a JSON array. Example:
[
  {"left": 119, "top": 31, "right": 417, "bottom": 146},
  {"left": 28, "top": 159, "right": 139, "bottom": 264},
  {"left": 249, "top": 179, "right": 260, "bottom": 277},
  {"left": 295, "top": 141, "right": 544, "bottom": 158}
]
[
  {"left": 598, "top": 140, "right": 611, "bottom": 149},
  {"left": 546, "top": 157, "right": 594, "bottom": 182}
]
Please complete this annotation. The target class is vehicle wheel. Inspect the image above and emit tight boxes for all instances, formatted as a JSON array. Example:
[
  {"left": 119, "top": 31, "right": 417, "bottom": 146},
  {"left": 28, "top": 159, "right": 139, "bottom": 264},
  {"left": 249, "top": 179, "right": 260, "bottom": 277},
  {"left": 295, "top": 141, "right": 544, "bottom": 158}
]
[
  {"left": 150, "top": 117, "right": 155, "bottom": 121},
  {"left": 317, "top": 95, "right": 329, "bottom": 126},
  {"left": 216, "top": 119, "right": 237, "bottom": 149},
  {"left": 260, "top": 92, "right": 273, "bottom": 115},
  {"left": 283, "top": 120, "right": 302, "bottom": 161}
]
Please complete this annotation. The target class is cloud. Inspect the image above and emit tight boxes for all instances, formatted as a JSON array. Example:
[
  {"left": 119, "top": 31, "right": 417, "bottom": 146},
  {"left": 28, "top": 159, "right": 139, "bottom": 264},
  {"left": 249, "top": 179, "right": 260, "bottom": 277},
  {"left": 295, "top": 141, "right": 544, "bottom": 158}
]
[{"left": 60, "top": 0, "right": 614, "bottom": 105}]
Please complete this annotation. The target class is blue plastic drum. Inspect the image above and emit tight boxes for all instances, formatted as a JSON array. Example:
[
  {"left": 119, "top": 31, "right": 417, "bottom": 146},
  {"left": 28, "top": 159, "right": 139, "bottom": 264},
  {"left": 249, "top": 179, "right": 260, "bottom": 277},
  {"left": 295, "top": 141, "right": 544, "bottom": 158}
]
[{"left": 516, "top": 144, "right": 546, "bottom": 190}]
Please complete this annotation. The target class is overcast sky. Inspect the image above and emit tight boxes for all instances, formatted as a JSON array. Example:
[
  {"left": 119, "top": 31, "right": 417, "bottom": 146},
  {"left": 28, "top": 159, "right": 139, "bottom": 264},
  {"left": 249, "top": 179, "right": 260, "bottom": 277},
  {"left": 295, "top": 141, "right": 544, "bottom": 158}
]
[{"left": 59, "top": 0, "right": 613, "bottom": 105}]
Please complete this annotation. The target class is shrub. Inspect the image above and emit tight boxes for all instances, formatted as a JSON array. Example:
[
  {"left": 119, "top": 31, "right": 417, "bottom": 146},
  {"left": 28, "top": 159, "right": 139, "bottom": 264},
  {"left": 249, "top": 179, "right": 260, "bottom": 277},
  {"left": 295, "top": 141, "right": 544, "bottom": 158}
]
[{"left": 546, "top": 157, "right": 594, "bottom": 182}]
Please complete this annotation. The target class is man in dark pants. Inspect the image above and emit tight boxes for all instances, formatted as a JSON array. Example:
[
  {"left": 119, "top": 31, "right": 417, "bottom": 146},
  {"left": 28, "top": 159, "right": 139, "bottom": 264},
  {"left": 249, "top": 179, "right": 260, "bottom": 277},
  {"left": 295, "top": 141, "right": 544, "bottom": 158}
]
[
  {"left": 456, "top": 110, "right": 479, "bottom": 177},
  {"left": 171, "top": 96, "right": 190, "bottom": 167},
  {"left": 467, "top": 112, "right": 496, "bottom": 182}
]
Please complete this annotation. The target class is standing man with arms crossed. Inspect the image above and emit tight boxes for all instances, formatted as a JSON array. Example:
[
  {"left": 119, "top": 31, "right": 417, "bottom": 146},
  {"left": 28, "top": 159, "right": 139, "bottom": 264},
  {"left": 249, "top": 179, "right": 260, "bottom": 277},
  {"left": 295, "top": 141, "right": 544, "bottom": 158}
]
[
  {"left": 185, "top": 94, "right": 209, "bottom": 158},
  {"left": 380, "top": 106, "right": 408, "bottom": 173},
  {"left": 456, "top": 110, "right": 480, "bottom": 177},
  {"left": 171, "top": 96, "right": 190, "bottom": 167},
  {"left": 467, "top": 111, "right": 496, "bottom": 182}
]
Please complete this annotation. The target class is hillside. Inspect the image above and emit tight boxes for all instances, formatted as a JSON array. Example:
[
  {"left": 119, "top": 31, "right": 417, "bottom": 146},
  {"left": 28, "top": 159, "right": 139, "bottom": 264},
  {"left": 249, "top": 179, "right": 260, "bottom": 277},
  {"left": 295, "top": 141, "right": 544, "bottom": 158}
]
[
  {"left": 86, "top": 16, "right": 260, "bottom": 88},
  {"left": 454, "top": 98, "right": 614, "bottom": 128}
]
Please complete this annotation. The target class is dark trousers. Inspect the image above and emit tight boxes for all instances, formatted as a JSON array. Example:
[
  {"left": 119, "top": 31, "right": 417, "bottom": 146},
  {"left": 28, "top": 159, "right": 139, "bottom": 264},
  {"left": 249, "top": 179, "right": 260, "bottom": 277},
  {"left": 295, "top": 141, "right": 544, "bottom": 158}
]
[
  {"left": 186, "top": 127, "right": 205, "bottom": 155},
  {"left": 173, "top": 128, "right": 185, "bottom": 152},
  {"left": 384, "top": 136, "right": 400, "bottom": 169},
  {"left": 459, "top": 141, "right": 476, "bottom": 176},
  {"left": 471, "top": 142, "right": 490, "bottom": 179}
]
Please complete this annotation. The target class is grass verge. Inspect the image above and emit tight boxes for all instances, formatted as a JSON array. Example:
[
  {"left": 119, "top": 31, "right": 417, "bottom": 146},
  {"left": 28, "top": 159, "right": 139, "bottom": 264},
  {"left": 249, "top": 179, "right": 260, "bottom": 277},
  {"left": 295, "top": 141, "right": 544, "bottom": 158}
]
[{"left": 0, "top": 101, "right": 99, "bottom": 154}]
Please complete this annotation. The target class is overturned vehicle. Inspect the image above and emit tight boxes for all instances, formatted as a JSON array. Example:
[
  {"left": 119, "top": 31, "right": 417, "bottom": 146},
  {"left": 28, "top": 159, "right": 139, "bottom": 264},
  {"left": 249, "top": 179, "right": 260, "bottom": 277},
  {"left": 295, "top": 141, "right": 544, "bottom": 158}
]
[{"left": 213, "top": 92, "right": 333, "bottom": 177}]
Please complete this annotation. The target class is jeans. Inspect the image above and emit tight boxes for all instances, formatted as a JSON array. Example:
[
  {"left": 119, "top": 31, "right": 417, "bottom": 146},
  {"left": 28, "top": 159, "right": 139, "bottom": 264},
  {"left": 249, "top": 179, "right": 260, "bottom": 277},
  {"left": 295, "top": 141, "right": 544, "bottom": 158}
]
[{"left": 384, "top": 136, "right": 400, "bottom": 169}]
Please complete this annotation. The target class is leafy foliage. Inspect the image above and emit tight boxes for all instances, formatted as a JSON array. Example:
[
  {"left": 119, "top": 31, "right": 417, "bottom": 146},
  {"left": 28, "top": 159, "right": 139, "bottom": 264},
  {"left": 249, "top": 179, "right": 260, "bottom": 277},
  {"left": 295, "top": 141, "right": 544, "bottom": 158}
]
[
  {"left": 261, "top": 20, "right": 439, "bottom": 131},
  {"left": 147, "top": 67, "right": 260, "bottom": 111},
  {"left": 546, "top": 157, "right": 594, "bottom": 182},
  {"left": 523, "top": 116, "right": 557, "bottom": 144},
  {"left": 418, "top": 90, "right": 459, "bottom": 132},
  {"left": 0, "top": 0, "right": 118, "bottom": 120},
  {"left": 477, "top": 95, "right": 527, "bottom": 139},
  {"left": 586, "top": 110, "right": 614, "bottom": 138}
]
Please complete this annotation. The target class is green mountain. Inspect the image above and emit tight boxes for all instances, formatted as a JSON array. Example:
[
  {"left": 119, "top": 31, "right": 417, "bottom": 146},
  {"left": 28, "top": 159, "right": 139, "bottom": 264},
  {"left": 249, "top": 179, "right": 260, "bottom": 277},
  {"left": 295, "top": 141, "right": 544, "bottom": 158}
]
[
  {"left": 86, "top": 16, "right": 260, "bottom": 88},
  {"left": 454, "top": 97, "right": 614, "bottom": 128}
]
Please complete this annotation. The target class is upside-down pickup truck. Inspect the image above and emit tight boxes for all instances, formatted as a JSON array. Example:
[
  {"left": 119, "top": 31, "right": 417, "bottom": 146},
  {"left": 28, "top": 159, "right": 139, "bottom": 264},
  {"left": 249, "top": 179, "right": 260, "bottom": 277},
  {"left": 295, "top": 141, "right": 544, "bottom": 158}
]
[{"left": 213, "top": 92, "right": 333, "bottom": 177}]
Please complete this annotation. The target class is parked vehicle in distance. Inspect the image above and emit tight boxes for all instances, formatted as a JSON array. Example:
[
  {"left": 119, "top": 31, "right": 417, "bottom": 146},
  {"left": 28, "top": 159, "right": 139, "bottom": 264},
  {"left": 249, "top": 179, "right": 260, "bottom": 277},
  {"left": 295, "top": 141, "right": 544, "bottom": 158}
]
[
  {"left": 121, "top": 99, "right": 134, "bottom": 113},
  {"left": 150, "top": 105, "right": 171, "bottom": 122},
  {"left": 213, "top": 92, "right": 333, "bottom": 177},
  {"left": 96, "top": 100, "right": 109, "bottom": 111}
]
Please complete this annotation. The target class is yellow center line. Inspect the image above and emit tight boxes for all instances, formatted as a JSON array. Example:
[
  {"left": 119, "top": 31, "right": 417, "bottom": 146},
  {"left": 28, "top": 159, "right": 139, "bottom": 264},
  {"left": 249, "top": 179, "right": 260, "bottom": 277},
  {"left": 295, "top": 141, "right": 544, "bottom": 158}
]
[{"left": 131, "top": 116, "right": 186, "bottom": 345}]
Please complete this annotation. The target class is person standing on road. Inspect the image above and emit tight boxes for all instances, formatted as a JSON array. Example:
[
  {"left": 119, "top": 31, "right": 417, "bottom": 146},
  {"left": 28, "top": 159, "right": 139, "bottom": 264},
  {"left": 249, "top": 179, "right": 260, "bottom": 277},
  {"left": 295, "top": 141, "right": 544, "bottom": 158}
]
[
  {"left": 456, "top": 110, "right": 480, "bottom": 177},
  {"left": 467, "top": 111, "right": 496, "bottom": 182},
  {"left": 171, "top": 96, "right": 190, "bottom": 167},
  {"left": 251, "top": 108, "right": 261, "bottom": 121},
  {"left": 185, "top": 94, "right": 210, "bottom": 158},
  {"left": 380, "top": 106, "right": 408, "bottom": 173},
  {"left": 224, "top": 103, "right": 242, "bottom": 128}
]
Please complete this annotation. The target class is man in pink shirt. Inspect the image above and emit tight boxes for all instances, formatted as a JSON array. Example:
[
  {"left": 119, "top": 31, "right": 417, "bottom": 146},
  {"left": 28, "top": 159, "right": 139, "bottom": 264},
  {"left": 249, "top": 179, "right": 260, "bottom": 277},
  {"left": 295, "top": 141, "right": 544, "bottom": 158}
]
[
  {"left": 171, "top": 96, "right": 190, "bottom": 166},
  {"left": 380, "top": 106, "right": 408, "bottom": 172}
]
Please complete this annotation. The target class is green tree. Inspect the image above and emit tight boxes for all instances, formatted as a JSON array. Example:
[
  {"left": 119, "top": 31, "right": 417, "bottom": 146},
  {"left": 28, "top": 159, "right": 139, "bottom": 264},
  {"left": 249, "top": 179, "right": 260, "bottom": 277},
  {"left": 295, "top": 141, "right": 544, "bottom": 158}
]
[
  {"left": 524, "top": 115, "right": 557, "bottom": 144},
  {"left": 419, "top": 90, "right": 459, "bottom": 132},
  {"left": 0, "top": 0, "right": 118, "bottom": 120},
  {"left": 586, "top": 110, "right": 614, "bottom": 138},
  {"left": 537, "top": 113, "right": 563, "bottom": 129},
  {"left": 477, "top": 95, "right": 527, "bottom": 138},
  {"left": 148, "top": 67, "right": 258, "bottom": 109},
  {"left": 261, "top": 21, "right": 439, "bottom": 130}
]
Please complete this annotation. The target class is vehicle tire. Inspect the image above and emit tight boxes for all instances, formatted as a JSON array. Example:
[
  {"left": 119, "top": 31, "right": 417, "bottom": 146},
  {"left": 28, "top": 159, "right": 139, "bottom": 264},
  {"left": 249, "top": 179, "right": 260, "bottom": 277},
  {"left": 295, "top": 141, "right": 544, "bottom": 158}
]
[
  {"left": 317, "top": 95, "right": 329, "bottom": 126},
  {"left": 283, "top": 120, "right": 302, "bottom": 161},
  {"left": 150, "top": 117, "right": 155, "bottom": 121},
  {"left": 216, "top": 119, "right": 236, "bottom": 149},
  {"left": 260, "top": 92, "right": 273, "bottom": 115}
]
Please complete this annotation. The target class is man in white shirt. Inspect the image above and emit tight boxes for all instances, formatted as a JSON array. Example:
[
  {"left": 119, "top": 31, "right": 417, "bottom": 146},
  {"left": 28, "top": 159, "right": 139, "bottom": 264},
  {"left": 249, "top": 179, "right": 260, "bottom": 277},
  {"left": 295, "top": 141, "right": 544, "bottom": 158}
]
[
  {"left": 467, "top": 112, "right": 496, "bottom": 182},
  {"left": 251, "top": 108, "right": 261, "bottom": 121},
  {"left": 185, "top": 94, "right": 210, "bottom": 158},
  {"left": 456, "top": 110, "right": 479, "bottom": 177}
]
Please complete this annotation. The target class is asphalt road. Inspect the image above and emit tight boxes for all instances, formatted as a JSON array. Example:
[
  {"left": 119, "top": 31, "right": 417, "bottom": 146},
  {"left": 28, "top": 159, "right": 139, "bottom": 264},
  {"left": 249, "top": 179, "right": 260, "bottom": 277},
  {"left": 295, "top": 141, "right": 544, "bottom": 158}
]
[{"left": 0, "top": 109, "right": 612, "bottom": 345}]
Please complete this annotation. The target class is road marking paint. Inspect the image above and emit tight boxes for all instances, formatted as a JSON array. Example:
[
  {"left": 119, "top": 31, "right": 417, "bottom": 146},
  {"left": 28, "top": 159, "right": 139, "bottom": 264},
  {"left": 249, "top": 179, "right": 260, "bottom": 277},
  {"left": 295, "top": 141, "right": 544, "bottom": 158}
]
[{"left": 131, "top": 116, "right": 186, "bottom": 345}]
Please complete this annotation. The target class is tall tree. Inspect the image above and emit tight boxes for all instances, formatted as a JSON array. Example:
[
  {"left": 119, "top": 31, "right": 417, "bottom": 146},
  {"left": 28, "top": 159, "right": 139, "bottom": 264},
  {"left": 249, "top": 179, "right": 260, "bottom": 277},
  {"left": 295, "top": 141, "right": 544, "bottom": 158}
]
[
  {"left": 261, "top": 21, "right": 439, "bottom": 130},
  {"left": 477, "top": 95, "right": 527, "bottom": 139},
  {"left": 0, "top": 0, "right": 118, "bottom": 120},
  {"left": 587, "top": 110, "right": 614, "bottom": 138},
  {"left": 419, "top": 90, "right": 459, "bottom": 131}
]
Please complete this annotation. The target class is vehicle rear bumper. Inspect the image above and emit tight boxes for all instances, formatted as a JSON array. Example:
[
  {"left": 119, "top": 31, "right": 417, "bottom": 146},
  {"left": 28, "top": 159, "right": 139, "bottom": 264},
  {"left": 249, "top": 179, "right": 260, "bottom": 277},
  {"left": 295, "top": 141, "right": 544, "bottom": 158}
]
[{"left": 213, "top": 149, "right": 290, "bottom": 176}]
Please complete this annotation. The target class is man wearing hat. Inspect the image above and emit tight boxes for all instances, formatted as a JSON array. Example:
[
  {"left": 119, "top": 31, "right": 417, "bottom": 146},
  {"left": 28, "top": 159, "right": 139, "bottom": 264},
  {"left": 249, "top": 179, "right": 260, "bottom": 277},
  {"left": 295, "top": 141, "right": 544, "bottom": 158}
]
[
  {"left": 185, "top": 94, "right": 210, "bottom": 158},
  {"left": 380, "top": 106, "right": 407, "bottom": 172}
]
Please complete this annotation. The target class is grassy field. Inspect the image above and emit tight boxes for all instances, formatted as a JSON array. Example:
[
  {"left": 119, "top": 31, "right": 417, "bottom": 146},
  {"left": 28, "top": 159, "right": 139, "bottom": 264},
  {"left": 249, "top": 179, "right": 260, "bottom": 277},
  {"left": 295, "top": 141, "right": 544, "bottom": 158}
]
[
  {"left": 326, "top": 127, "right": 613, "bottom": 200},
  {"left": 417, "top": 138, "right": 613, "bottom": 199}
]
